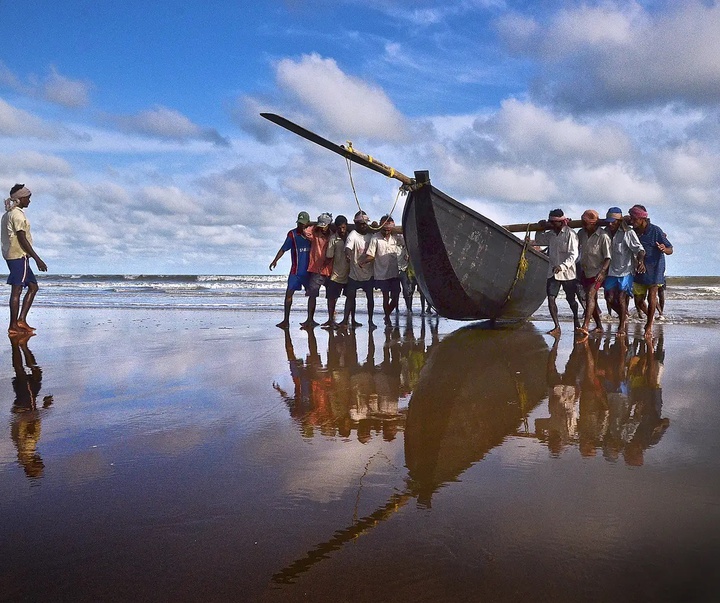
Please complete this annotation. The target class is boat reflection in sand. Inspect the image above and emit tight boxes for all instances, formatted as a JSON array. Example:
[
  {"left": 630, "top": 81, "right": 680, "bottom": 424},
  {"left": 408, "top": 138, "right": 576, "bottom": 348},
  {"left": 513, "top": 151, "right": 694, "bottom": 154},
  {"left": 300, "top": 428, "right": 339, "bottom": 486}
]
[
  {"left": 405, "top": 322, "right": 548, "bottom": 507},
  {"left": 272, "top": 321, "right": 548, "bottom": 583}
]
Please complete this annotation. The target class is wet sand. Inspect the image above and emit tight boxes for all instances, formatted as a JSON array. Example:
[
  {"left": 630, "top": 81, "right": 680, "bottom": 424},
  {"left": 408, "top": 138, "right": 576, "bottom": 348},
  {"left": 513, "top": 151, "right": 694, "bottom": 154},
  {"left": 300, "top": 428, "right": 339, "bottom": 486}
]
[{"left": 1, "top": 308, "right": 720, "bottom": 602}]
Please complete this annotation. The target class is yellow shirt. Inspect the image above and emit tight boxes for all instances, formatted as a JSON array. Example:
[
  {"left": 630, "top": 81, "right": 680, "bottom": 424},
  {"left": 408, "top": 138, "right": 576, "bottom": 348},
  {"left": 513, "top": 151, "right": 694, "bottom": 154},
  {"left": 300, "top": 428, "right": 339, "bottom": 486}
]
[{"left": 1, "top": 207, "right": 32, "bottom": 260}]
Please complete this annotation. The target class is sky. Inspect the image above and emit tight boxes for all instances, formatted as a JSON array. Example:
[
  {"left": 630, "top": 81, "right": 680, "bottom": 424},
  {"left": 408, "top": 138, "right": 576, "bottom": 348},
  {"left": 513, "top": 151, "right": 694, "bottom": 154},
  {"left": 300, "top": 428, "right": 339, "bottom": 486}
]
[{"left": 1, "top": 0, "right": 719, "bottom": 276}]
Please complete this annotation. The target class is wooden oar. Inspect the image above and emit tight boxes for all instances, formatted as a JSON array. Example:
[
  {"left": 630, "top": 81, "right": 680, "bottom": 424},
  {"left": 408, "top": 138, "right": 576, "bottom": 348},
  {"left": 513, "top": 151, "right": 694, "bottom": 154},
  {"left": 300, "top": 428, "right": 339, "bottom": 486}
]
[
  {"left": 260, "top": 113, "right": 415, "bottom": 186},
  {"left": 261, "top": 113, "right": 594, "bottom": 233}
]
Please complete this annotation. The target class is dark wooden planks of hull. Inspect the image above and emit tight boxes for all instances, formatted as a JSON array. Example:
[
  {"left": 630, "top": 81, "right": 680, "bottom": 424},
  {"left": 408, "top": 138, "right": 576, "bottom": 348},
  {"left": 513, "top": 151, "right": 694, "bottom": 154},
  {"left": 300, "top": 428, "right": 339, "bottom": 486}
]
[{"left": 402, "top": 174, "right": 549, "bottom": 321}]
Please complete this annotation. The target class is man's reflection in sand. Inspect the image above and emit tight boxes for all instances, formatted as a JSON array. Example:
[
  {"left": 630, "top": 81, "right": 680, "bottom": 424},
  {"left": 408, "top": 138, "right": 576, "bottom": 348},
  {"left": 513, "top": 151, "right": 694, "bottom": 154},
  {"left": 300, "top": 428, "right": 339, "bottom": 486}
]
[
  {"left": 274, "top": 319, "right": 434, "bottom": 443},
  {"left": 535, "top": 333, "right": 669, "bottom": 463},
  {"left": 535, "top": 336, "right": 582, "bottom": 455},
  {"left": 8, "top": 334, "right": 53, "bottom": 479}
]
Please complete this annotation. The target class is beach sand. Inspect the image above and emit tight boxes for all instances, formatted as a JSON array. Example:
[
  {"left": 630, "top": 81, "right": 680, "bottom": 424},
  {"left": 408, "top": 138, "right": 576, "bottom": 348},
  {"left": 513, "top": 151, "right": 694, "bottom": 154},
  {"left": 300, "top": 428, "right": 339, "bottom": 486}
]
[{"left": 1, "top": 307, "right": 720, "bottom": 602}]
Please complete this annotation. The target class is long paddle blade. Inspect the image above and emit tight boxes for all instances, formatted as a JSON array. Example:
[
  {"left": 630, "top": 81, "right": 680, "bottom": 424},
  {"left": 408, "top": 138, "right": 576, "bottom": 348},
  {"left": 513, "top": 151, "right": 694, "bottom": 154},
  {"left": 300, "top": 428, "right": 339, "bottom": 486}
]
[{"left": 260, "top": 113, "right": 413, "bottom": 185}]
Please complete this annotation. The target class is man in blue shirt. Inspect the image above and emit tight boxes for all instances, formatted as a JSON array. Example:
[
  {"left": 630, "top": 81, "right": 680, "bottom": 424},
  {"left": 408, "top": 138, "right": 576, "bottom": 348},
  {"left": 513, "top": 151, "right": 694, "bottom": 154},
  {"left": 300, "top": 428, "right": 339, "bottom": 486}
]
[
  {"left": 629, "top": 205, "right": 673, "bottom": 339},
  {"left": 270, "top": 211, "right": 312, "bottom": 328}
]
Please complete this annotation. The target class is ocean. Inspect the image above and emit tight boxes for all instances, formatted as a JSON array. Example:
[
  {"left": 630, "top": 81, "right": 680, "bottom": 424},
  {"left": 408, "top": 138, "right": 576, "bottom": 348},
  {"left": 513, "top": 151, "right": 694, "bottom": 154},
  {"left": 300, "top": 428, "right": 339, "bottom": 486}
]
[{"left": 33, "top": 274, "right": 720, "bottom": 323}]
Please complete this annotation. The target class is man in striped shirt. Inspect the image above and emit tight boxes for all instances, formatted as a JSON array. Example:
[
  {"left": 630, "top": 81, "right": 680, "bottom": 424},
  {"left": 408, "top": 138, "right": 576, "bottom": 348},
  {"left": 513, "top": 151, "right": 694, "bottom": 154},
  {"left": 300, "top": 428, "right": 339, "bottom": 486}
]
[{"left": 270, "top": 211, "right": 312, "bottom": 329}]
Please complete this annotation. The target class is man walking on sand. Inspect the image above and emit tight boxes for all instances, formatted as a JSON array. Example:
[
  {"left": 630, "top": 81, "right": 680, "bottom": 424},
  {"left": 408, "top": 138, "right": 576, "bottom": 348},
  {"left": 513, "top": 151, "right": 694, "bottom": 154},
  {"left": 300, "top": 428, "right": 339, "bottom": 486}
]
[
  {"left": 534, "top": 208, "right": 581, "bottom": 336},
  {"left": 577, "top": 209, "right": 611, "bottom": 337},
  {"left": 2, "top": 184, "right": 47, "bottom": 335},
  {"left": 364, "top": 215, "right": 403, "bottom": 327},
  {"left": 269, "top": 211, "right": 312, "bottom": 329},
  {"left": 628, "top": 205, "right": 672, "bottom": 339},
  {"left": 338, "top": 211, "right": 375, "bottom": 330},
  {"left": 302, "top": 212, "right": 333, "bottom": 329},
  {"left": 603, "top": 207, "right": 645, "bottom": 336}
]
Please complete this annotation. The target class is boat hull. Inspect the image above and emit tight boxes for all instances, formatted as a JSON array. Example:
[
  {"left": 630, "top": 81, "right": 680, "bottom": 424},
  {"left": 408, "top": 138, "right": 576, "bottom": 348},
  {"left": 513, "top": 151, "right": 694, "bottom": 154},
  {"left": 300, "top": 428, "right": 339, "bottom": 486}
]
[{"left": 402, "top": 181, "right": 549, "bottom": 320}]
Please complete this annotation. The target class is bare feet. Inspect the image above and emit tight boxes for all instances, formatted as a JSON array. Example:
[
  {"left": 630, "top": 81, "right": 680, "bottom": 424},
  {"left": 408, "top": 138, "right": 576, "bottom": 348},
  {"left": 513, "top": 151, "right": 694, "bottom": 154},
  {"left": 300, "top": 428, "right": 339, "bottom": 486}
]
[
  {"left": 276, "top": 321, "right": 290, "bottom": 329},
  {"left": 576, "top": 327, "right": 589, "bottom": 336},
  {"left": 591, "top": 325, "right": 604, "bottom": 333},
  {"left": 17, "top": 320, "right": 36, "bottom": 332},
  {"left": 351, "top": 321, "right": 363, "bottom": 328},
  {"left": 300, "top": 320, "right": 319, "bottom": 329},
  {"left": 547, "top": 327, "right": 561, "bottom": 336}
]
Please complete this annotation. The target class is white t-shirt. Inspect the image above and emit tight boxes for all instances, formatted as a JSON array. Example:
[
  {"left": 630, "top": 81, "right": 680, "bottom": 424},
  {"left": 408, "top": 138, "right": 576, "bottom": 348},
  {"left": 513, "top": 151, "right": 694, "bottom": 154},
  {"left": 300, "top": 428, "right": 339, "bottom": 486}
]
[
  {"left": 345, "top": 230, "right": 374, "bottom": 281},
  {"left": 367, "top": 233, "right": 404, "bottom": 281}
]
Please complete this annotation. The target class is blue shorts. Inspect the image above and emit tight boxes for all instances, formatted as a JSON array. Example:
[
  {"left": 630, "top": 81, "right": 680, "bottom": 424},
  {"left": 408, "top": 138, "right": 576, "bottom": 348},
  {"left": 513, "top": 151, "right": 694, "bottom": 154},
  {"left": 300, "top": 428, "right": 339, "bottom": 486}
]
[
  {"left": 287, "top": 273, "right": 310, "bottom": 292},
  {"left": 604, "top": 275, "right": 634, "bottom": 296},
  {"left": 6, "top": 257, "right": 37, "bottom": 287}
]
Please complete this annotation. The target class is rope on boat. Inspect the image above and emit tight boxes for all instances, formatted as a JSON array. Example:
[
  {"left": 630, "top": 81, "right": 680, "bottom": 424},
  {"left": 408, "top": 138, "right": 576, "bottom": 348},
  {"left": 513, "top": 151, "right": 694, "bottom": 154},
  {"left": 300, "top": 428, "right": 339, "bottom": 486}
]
[
  {"left": 502, "top": 223, "right": 532, "bottom": 307},
  {"left": 345, "top": 155, "right": 406, "bottom": 231}
]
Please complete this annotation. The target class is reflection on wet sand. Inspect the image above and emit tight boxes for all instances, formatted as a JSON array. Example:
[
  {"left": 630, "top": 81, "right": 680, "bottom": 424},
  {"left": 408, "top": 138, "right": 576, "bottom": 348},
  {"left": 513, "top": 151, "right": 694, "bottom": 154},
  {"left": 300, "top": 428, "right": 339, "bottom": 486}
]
[
  {"left": 7, "top": 334, "right": 53, "bottom": 480},
  {"left": 272, "top": 324, "right": 673, "bottom": 584},
  {"left": 273, "top": 321, "right": 548, "bottom": 584},
  {"left": 274, "top": 317, "right": 439, "bottom": 443},
  {"left": 535, "top": 332, "right": 670, "bottom": 464}
]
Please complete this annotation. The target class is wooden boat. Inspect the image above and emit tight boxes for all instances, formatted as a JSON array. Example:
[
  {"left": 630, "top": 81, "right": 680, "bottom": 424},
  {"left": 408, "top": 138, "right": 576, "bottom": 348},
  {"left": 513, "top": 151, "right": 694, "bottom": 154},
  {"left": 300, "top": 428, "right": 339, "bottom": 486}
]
[
  {"left": 403, "top": 171, "right": 549, "bottom": 320},
  {"left": 260, "top": 113, "right": 551, "bottom": 321}
]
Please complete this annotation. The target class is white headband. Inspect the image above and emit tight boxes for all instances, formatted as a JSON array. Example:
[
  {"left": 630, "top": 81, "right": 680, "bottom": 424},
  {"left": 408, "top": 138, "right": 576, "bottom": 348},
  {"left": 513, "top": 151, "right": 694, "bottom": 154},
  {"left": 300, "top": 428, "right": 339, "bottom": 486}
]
[
  {"left": 10, "top": 186, "right": 31, "bottom": 200},
  {"left": 5, "top": 186, "right": 31, "bottom": 212}
]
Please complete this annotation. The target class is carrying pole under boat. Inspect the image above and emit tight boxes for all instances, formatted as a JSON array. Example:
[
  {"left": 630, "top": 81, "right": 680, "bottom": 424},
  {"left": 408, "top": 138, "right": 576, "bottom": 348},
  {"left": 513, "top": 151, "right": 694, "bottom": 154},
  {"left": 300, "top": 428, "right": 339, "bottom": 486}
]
[
  {"left": 260, "top": 113, "right": 415, "bottom": 187},
  {"left": 503, "top": 219, "right": 584, "bottom": 233}
]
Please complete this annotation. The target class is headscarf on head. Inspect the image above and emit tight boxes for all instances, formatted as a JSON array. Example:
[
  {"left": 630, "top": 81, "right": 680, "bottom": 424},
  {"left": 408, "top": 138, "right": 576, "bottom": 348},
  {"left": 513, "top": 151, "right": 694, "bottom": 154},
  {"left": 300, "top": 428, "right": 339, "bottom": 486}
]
[
  {"left": 548, "top": 208, "right": 570, "bottom": 227},
  {"left": 4, "top": 185, "right": 31, "bottom": 212},
  {"left": 581, "top": 209, "right": 599, "bottom": 225},
  {"left": 354, "top": 211, "right": 370, "bottom": 224},
  {"left": 629, "top": 206, "right": 648, "bottom": 220}
]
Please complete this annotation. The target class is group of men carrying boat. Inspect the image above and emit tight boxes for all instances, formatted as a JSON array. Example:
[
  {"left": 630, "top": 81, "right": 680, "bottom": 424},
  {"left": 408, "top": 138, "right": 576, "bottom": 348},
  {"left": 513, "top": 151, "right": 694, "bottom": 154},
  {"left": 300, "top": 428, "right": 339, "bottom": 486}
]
[
  {"left": 270, "top": 210, "right": 428, "bottom": 331},
  {"left": 534, "top": 205, "right": 672, "bottom": 340}
]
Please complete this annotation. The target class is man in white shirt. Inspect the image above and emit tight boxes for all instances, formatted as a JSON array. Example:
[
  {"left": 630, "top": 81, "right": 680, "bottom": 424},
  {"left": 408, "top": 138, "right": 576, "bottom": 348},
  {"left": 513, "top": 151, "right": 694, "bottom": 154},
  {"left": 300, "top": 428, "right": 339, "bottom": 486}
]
[
  {"left": 534, "top": 208, "right": 580, "bottom": 336},
  {"left": 2, "top": 184, "right": 47, "bottom": 335},
  {"left": 365, "top": 215, "right": 403, "bottom": 327},
  {"left": 603, "top": 207, "right": 645, "bottom": 335},
  {"left": 338, "top": 211, "right": 376, "bottom": 329}
]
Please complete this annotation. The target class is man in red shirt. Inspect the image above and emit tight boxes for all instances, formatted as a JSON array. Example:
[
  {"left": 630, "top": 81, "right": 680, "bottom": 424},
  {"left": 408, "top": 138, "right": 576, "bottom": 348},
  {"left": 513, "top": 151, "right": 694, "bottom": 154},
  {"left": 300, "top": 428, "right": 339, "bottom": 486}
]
[{"left": 302, "top": 212, "right": 333, "bottom": 329}]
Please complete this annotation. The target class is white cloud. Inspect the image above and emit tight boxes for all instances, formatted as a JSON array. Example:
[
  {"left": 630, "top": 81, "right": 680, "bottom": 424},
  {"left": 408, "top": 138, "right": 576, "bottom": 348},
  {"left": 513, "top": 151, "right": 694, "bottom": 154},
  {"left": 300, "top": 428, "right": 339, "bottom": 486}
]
[
  {"left": 0, "top": 62, "right": 92, "bottom": 108},
  {"left": 0, "top": 98, "right": 59, "bottom": 138},
  {"left": 567, "top": 164, "right": 664, "bottom": 207},
  {"left": 112, "top": 106, "right": 230, "bottom": 147},
  {"left": 0, "top": 150, "right": 72, "bottom": 176},
  {"left": 489, "top": 99, "right": 632, "bottom": 163},
  {"left": 42, "top": 66, "right": 92, "bottom": 108},
  {"left": 500, "top": 2, "right": 720, "bottom": 110},
  {"left": 275, "top": 53, "right": 407, "bottom": 141}
]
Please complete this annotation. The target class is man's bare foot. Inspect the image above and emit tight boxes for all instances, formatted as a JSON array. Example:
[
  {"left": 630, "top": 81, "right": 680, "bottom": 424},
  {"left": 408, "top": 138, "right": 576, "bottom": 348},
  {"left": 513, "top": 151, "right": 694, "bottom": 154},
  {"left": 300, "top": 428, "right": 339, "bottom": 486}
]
[
  {"left": 591, "top": 325, "right": 604, "bottom": 333},
  {"left": 300, "top": 320, "right": 319, "bottom": 329},
  {"left": 577, "top": 327, "right": 589, "bottom": 336},
  {"left": 320, "top": 321, "right": 336, "bottom": 329},
  {"left": 337, "top": 320, "right": 349, "bottom": 330},
  {"left": 351, "top": 321, "right": 363, "bottom": 328},
  {"left": 17, "top": 320, "right": 36, "bottom": 331},
  {"left": 276, "top": 321, "right": 290, "bottom": 329},
  {"left": 547, "top": 327, "right": 561, "bottom": 336}
]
